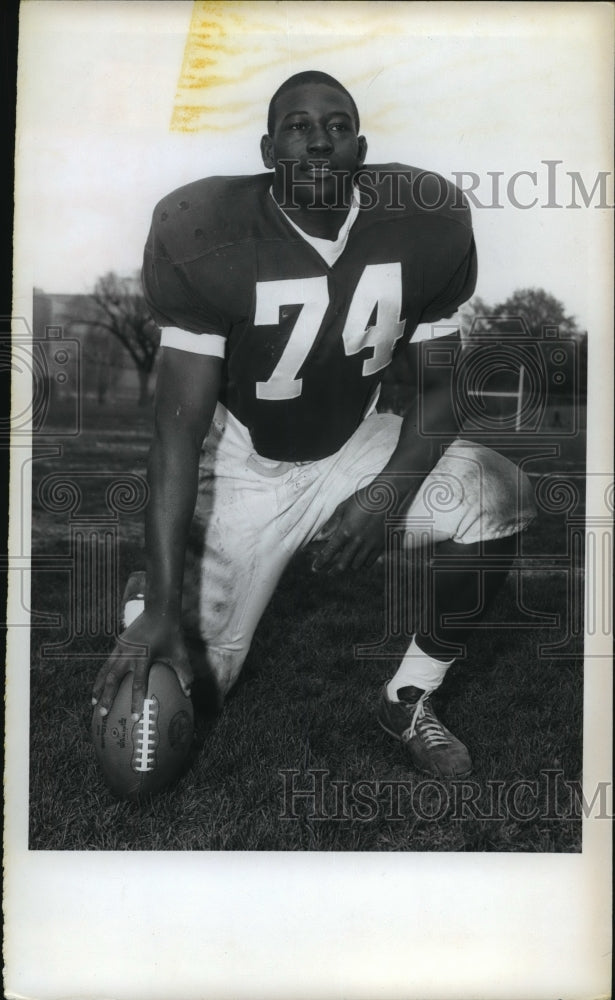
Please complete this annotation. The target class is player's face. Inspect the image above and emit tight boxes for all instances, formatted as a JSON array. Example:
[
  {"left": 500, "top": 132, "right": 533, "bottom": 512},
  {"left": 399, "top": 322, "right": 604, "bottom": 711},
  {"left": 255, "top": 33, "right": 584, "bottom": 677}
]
[{"left": 261, "top": 83, "right": 367, "bottom": 208}]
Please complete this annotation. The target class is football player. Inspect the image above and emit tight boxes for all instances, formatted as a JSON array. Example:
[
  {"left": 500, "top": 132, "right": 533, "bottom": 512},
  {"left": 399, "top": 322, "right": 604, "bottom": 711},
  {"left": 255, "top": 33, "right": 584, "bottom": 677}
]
[{"left": 92, "top": 71, "right": 536, "bottom": 778}]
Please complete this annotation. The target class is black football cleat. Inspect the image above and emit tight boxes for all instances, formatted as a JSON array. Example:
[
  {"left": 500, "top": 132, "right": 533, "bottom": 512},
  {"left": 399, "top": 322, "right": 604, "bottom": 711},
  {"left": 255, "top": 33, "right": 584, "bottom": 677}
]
[{"left": 377, "top": 684, "right": 472, "bottom": 778}]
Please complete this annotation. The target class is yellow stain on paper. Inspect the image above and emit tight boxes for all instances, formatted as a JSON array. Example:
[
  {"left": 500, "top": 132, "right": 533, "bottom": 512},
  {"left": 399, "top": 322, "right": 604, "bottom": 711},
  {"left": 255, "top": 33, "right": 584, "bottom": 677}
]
[{"left": 170, "top": 0, "right": 413, "bottom": 133}]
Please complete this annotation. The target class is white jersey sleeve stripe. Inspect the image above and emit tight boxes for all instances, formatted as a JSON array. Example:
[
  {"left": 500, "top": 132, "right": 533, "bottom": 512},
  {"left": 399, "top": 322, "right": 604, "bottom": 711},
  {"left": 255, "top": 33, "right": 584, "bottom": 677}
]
[
  {"left": 160, "top": 327, "right": 226, "bottom": 358},
  {"left": 410, "top": 311, "right": 462, "bottom": 343}
]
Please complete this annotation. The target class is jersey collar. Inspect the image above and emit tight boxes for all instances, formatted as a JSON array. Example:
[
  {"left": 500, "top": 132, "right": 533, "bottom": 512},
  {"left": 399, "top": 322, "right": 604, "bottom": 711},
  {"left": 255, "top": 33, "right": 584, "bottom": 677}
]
[{"left": 268, "top": 186, "right": 362, "bottom": 268}]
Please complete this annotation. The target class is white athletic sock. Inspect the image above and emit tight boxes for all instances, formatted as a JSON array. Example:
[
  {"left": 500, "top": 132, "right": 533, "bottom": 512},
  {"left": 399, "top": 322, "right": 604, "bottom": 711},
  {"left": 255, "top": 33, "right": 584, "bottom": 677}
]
[{"left": 386, "top": 637, "right": 454, "bottom": 701}]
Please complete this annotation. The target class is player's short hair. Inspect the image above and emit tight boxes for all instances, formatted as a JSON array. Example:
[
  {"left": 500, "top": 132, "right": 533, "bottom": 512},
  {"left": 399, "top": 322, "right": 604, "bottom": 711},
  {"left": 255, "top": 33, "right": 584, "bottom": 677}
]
[{"left": 267, "top": 71, "right": 360, "bottom": 136}]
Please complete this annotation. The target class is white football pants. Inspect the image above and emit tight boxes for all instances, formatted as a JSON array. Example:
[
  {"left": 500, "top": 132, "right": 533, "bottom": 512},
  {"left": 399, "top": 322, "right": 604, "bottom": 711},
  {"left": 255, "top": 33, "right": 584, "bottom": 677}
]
[{"left": 179, "top": 404, "right": 536, "bottom": 698}]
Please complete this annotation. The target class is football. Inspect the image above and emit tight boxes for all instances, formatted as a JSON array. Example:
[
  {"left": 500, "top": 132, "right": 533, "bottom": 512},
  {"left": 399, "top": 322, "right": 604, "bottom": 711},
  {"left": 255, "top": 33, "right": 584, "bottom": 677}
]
[{"left": 91, "top": 662, "right": 194, "bottom": 801}]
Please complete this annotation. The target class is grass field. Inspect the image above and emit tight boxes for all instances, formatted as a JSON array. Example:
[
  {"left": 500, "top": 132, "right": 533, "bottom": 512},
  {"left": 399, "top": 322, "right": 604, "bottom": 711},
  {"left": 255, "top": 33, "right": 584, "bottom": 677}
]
[{"left": 29, "top": 396, "right": 586, "bottom": 852}]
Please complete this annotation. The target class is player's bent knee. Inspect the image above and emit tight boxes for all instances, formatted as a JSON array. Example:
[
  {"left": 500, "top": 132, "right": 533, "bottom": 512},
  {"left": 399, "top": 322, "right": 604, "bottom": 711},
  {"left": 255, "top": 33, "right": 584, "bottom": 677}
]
[
  {"left": 459, "top": 462, "right": 536, "bottom": 543},
  {"left": 415, "top": 444, "right": 537, "bottom": 545}
]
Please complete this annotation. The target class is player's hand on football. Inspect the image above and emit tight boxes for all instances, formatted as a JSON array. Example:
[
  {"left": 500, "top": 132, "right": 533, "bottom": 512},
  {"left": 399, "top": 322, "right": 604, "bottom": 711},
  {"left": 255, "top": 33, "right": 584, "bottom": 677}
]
[
  {"left": 91, "top": 611, "right": 193, "bottom": 719},
  {"left": 312, "top": 488, "right": 387, "bottom": 574}
]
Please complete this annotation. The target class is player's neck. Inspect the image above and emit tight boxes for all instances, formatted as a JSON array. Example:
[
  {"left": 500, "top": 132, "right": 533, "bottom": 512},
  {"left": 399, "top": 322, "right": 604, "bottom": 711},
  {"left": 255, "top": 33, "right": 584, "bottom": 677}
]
[
  {"left": 272, "top": 176, "right": 355, "bottom": 240},
  {"left": 281, "top": 203, "right": 352, "bottom": 240}
]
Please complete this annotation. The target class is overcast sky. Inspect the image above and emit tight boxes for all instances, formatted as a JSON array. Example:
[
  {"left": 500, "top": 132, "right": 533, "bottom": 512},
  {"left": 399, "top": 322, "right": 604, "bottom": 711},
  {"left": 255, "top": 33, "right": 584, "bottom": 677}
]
[{"left": 14, "top": 1, "right": 614, "bottom": 330}]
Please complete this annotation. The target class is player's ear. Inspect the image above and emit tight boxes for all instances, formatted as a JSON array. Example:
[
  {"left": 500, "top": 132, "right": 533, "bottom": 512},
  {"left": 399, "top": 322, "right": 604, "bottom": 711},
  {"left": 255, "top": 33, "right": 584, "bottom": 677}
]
[
  {"left": 261, "top": 134, "right": 275, "bottom": 169},
  {"left": 357, "top": 135, "right": 368, "bottom": 167}
]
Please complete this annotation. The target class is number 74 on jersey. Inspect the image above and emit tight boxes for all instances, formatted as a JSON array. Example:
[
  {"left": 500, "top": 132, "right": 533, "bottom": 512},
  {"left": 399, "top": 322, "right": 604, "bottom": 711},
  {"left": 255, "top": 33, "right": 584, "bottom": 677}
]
[{"left": 254, "top": 262, "right": 406, "bottom": 401}]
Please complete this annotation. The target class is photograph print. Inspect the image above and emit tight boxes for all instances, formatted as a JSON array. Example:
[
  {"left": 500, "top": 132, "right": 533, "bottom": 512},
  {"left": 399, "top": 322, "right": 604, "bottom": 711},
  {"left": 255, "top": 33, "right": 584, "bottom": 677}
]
[{"left": 13, "top": 1, "right": 612, "bottom": 859}]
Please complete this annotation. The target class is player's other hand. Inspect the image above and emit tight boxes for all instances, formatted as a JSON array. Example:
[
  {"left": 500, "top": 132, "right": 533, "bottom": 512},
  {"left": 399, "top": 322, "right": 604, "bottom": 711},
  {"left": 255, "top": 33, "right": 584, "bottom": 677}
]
[
  {"left": 312, "top": 489, "right": 387, "bottom": 574},
  {"left": 91, "top": 611, "right": 193, "bottom": 720}
]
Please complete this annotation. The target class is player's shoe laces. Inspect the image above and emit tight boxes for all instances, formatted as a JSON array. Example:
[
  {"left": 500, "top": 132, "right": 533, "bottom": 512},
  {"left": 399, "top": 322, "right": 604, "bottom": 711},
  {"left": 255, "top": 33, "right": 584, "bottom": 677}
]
[{"left": 377, "top": 684, "right": 472, "bottom": 778}]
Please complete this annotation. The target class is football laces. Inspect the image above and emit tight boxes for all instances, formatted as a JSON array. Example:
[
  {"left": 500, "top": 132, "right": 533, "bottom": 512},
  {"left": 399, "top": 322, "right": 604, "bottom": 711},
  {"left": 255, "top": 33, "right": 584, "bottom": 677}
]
[{"left": 131, "top": 696, "right": 160, "bottom": 773}]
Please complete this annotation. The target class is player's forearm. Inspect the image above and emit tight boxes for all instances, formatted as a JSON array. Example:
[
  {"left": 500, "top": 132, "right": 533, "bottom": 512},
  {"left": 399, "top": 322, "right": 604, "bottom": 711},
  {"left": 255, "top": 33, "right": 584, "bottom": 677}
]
[
  {"left": 144, "top": 428, "right": 202, "bottom": 621},
  {"left": 142, "top": 349, "right": 222, "bottom": 622},
  {"left": 372, "top": 384, "right": 459, "bottom": 507}
]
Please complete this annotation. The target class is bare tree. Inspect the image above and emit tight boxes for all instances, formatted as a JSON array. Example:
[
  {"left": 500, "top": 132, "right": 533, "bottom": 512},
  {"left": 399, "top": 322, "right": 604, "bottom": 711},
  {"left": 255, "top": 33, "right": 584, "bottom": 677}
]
[
  {"left": 81, "top": 324, "right": 125, "bottom": 405},
  {"left": 87, "top": 271, "right": 161, "bottom": 406}
]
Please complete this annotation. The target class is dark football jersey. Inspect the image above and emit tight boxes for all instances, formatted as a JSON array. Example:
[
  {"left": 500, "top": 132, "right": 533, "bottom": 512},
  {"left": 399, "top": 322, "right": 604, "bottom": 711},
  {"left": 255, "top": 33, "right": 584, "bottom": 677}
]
[{"left": 143, "top": 163, "right": 477, "bottom": 461}]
